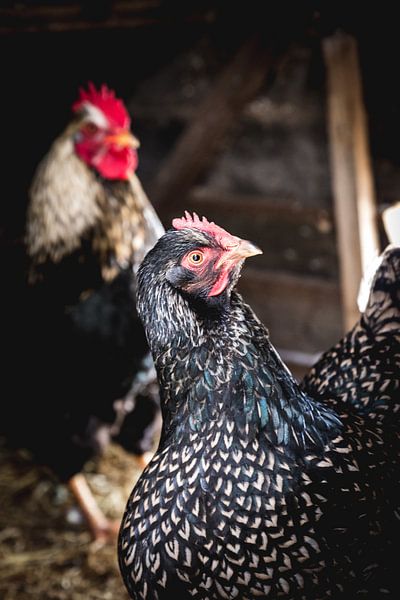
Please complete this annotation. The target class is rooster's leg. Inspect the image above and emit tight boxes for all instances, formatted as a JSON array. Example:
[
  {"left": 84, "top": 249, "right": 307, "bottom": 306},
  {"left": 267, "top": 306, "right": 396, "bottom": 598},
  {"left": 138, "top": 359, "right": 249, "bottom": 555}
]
[{"left": 68, "top": 473, "right": 120, "bottom": 543}]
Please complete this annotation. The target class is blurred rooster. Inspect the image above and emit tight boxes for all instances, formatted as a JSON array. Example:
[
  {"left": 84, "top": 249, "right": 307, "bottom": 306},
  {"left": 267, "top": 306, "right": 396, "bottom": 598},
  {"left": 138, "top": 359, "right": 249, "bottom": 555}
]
[{"left": 3, "top": 84, "right": 163, "bottom": 541}]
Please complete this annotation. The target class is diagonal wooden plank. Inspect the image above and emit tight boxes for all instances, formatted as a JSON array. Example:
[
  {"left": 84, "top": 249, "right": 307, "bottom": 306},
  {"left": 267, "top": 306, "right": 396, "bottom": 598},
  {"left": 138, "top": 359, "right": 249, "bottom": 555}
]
[
  {"left": 0, "top": 1, "right": 212, "bottom": 34},
  {"left": 150, "top": 35, "right": 273, "bottom": 210},
  {"left": 187, "top": 187, "right": 333, "bottom": 228}
]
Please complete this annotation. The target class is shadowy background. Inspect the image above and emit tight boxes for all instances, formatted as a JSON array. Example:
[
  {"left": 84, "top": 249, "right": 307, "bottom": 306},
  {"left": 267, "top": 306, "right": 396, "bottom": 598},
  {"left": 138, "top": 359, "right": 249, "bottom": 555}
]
[{"left": 1, "top": 1, "right": 399, "bottom": 598}]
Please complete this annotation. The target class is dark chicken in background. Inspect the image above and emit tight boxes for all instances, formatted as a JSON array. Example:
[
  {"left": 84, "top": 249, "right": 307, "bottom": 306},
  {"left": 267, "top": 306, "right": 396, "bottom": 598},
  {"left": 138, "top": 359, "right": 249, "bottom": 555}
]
[
  {"left": 119, "top": 213, "right": 399, "bottom": 599},
  {"left": 2, "top": 84, "right": 163, "bottom": 541},
  {"left": 301, "top": 244, "right": 400, "bottom": 414}
]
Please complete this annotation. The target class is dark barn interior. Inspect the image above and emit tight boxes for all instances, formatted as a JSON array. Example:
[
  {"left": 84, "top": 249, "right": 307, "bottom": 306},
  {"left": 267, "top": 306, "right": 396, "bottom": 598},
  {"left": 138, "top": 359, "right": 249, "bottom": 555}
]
[{"left": 0, "top": 2, "right": 400, "bottom": 598}]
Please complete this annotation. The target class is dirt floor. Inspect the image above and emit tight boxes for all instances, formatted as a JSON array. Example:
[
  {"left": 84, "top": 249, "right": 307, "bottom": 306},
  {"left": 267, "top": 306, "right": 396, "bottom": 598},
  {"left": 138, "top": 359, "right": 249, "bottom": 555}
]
[{"left": 0, "top": 441, "right": 146, "bottom": 600}]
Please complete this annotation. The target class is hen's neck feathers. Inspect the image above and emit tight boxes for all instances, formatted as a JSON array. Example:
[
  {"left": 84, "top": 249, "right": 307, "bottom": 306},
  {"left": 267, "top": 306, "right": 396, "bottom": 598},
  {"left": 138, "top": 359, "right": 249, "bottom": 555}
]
[{"left": 137, "top": 268, "right": 341, "bottom": 452}]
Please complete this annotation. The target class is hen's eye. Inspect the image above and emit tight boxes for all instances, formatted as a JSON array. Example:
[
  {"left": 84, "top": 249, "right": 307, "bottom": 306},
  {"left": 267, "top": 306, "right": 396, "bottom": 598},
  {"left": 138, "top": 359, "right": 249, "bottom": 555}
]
[{"left": 188, "top": 251, "right": 204, "bottom": 266}]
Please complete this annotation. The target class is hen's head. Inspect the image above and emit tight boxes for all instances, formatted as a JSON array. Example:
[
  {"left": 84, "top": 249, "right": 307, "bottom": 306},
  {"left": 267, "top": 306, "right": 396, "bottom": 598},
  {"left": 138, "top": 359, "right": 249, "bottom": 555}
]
[
  {"left": 72, "top": 83, "right": 139, "bottom": 180},
  {"left": 140, "top": 212, "right": 262, "bottom": 310}
]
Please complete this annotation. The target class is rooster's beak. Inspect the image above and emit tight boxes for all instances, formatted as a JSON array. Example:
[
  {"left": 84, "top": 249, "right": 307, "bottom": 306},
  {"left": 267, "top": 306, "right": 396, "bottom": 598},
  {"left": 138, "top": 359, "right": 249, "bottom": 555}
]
[{"left": 105, "top": 131, "right": 140, "bottom": 149}]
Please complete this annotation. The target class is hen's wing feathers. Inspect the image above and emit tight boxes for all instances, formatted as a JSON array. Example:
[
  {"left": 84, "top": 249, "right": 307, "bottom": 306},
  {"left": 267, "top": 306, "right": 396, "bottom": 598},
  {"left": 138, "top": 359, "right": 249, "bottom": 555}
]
[{"left": 301, "top": 245, "right": 400, "bottom": 416}]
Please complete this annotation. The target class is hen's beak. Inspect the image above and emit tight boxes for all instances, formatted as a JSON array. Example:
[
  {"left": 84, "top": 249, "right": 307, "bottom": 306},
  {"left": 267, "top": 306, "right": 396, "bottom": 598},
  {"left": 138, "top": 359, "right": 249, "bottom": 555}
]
[
  {"left": 105, "top": 131, "right": 140, "bottom": 149},
  {"left": 216, "top": 239, "right": 262, "bottom": 268},
  {"left": 231, "top": 239, "right": 263, "bottom": 260}
]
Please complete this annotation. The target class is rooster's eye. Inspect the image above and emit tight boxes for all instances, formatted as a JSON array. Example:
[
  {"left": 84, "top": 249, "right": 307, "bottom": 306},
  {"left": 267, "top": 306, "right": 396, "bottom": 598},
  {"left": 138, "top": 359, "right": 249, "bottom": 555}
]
[
  {"left": 188, "top": 251, "right": 204, "bottom": 266},
  {"left": 85, "top": 122, "right": 98, "bottom": 135}
]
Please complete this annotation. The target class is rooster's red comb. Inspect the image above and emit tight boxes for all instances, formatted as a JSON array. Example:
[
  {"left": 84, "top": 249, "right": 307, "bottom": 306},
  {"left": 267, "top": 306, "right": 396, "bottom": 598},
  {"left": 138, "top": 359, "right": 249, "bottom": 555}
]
[
  {"left": 72, "top": 82, "right": 130, "bottom": 129},
  {"left": 172, "top": 212, "right": 240, "bottom": 250}
]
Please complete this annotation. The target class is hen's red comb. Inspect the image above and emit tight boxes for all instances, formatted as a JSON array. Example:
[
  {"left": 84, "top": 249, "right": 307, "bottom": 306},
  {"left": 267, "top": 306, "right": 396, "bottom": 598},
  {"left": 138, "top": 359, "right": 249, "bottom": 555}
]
[
  {"left": 172, "top": 212, "right": 240, "bottom": 249},
  {"left": 72, "top": 82, "right": 130, "bottom": 129}
]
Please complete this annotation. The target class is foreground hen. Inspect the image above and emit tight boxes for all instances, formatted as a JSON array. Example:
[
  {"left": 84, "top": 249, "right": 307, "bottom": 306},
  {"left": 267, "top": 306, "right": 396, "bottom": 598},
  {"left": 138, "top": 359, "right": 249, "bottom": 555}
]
[
  {"left": 3, "top": 84, "right": 163, "bottom": 541},
  {"left": 118, "top": 213, "right": 399, "bottom": 599}
]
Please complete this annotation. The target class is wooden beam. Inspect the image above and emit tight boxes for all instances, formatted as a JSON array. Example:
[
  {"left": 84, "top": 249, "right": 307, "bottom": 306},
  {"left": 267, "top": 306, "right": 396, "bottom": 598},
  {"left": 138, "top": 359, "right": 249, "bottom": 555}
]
[
  {"left": 0, "top": 1, "right": 212, "bottom": 34},
  {"left": 275, "top": 348, "right": 322, "bottom": 381},
  {"left": 323, "top": 32, "right": 380, "bottom": 332},
  {"left": 150, "top": 36, "right": 273, "bottom": 210},
  {"left": 239, "top": 267, "right": 342, "bottom": 355},
  {"left": 278, "top": 348, "right": 321, "bottom": 369},
  {"left": 186, "top": 187, "right": 333, "bottom": 230}
]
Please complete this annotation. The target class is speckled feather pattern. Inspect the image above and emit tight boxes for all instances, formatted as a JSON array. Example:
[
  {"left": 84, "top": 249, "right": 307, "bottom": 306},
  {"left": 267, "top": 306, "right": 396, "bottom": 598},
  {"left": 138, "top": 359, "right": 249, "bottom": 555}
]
[
  {"left": 119, "top": 232, "right": 400, "bottom": 599},
  {"left": 301, "top": 245, "right": 400, "bottom": 414}
]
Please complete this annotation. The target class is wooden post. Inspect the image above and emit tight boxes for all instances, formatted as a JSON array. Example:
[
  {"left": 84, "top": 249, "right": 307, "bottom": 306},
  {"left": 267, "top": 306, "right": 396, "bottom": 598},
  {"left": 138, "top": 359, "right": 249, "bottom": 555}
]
[
  {"left": 323, "top": 32, "right": 380, "bottom": 331},
  {"left": 150, "top": 36, "right": 272, "bottom": 211}
]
